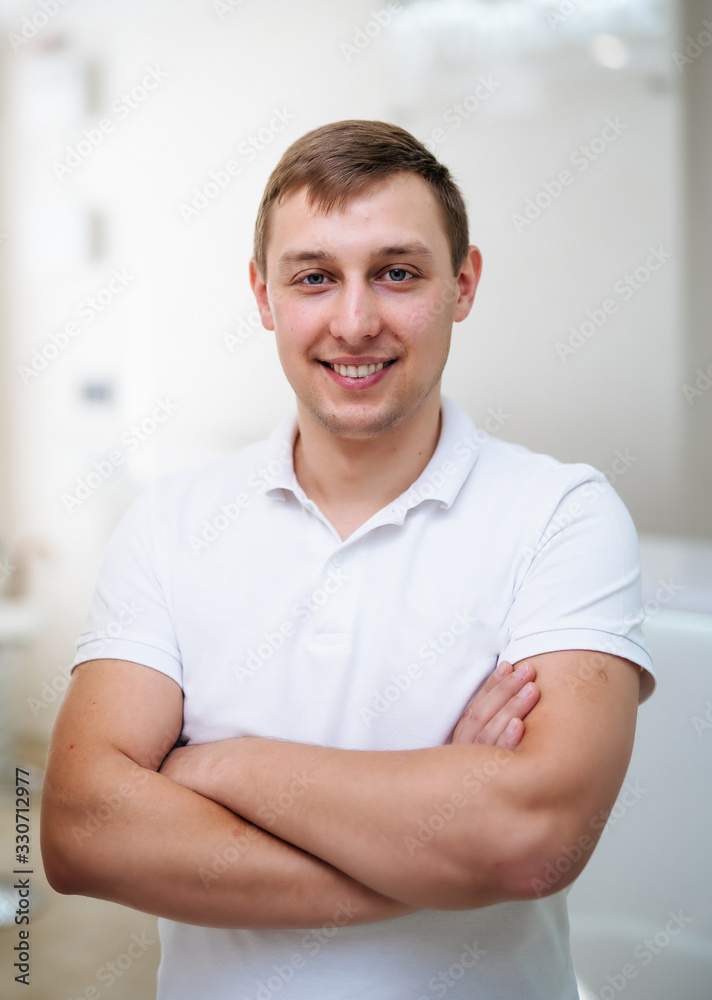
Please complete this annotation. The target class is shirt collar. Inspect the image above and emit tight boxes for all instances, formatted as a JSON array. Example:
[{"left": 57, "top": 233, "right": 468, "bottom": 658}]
[{"left": 263, "top": 395, "right": 485, "bottom": 514}]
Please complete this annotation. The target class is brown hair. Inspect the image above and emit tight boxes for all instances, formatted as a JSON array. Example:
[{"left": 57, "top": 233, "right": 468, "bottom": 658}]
[{"left": 253, "top": 119, "right": 469, "bottom": 277}]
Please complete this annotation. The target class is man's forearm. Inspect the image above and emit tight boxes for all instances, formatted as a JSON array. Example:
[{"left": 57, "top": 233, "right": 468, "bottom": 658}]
[
  {"left": 41, "top": 746, "right": 417, "bottom": 929},
  {"left": 162, "top": 737, "right": 544, "bottom": 910}
]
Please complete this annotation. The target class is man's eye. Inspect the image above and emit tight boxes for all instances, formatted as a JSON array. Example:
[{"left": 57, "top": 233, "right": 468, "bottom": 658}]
[
  {"left": 386, "top": 268, "right": 412, "bottom": 282},
  {"left": 302, "top": 273, "right": 327, "bottom": 285}
]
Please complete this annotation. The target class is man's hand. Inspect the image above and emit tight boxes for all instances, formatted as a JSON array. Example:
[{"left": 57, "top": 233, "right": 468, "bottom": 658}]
[
  {"left": 160, "top": 660, "right": 542, "bottom": 791},
  {"left": 449, "top": 660, "right": 540, "bottom": 748}
]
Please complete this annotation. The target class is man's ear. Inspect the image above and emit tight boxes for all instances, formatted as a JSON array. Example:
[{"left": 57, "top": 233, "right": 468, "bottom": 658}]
[
  {"left": 453, "top": 246, "right": 483, "bottom": 323},
  {"left": 249, "top": 258, "right": 275, "bottom": 331}
]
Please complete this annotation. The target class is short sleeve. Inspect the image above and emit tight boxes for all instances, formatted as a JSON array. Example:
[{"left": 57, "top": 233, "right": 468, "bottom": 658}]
[
  {"left": 499, "top": 475, "right": 656, "bottom": 704},
  {"left": 71, "top": 484, "right": 183, "bottom": 686}
]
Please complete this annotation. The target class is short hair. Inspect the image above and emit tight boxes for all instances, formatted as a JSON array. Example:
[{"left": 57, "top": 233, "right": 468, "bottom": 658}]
[{"left": 253, "top": 119, "right": 470, "bottom": 277}]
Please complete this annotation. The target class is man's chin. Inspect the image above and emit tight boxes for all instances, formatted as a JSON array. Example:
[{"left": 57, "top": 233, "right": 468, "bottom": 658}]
[
  {"left": 312, "top": 409, "right": 404, "bottom": 440},
  {"left": 299, "top": 391, "right": 434, "bottom": 441}
]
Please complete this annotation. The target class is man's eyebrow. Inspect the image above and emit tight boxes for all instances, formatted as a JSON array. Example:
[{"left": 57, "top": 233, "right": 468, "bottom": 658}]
[
  {"left": 275, "top": 242, "right": 436, "bottom": 274},
  {"left": 369, "top": 242, "right": 435, "bottom": 262},
  {"left": 276, "top": 249, "right": 337, "bottom": 273}
]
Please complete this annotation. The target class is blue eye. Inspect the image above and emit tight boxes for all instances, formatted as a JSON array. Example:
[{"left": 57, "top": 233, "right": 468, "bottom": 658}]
[
  {"left": 304, "top": 273, "right": 326, "bottom": 285},
  {"left": 387, "top": 268, "right": 410, "bottom": 281}
]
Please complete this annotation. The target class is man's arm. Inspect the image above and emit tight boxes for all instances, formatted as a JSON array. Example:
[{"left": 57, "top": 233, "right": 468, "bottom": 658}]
[
  {"left": 161, "top": 650, "right": 641, "bottom": 910},
  {"left": 40, "top": 658, "right": 415, "bottom": 929},
  {"left": 42, "top": 656, "right": 538, "bottom": 926}
]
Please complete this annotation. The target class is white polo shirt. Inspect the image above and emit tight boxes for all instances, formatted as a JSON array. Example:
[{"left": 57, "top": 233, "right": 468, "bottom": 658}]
[{"left": 72, "top": 394, "right": 655, "bottom": 1000}]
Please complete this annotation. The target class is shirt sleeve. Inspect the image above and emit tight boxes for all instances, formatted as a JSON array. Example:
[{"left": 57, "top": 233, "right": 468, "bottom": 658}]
[
  {"left": 498, "top": 473, "right": 656, "bottom": 704},
  {"left": 71, "top": 483, "right": 183, "bottom": 687}
]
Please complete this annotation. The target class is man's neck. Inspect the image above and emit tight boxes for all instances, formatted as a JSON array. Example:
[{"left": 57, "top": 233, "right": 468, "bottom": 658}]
[{"left": 293, "top": 396, "right": 443, "bottom": 541}]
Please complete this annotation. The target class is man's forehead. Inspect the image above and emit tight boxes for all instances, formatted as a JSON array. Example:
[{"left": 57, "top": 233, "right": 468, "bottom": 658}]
[
  {"left": 267, "top": 174, "right": 449, "bottom": 265},
  {"left": 274, "top": 172, "right": 438, "bottom": 220}
]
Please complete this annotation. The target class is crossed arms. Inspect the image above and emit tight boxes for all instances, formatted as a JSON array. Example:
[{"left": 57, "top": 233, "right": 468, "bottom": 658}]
[{"left": 41, "top": 649, "right": 641, "bottom": 929}]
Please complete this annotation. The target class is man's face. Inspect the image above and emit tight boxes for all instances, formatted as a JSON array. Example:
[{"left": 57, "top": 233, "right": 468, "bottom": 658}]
[{"left": 251, "top": 172, "right": 481, "bottom": 440}]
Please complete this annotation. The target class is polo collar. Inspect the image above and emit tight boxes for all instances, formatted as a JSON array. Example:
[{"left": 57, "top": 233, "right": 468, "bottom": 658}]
[{"left": 263, "top": 395, "right": 485, "bottom": 515}]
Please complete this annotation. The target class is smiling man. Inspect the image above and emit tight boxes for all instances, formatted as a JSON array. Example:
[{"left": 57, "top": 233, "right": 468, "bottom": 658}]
[{"left": 42, "top": 121, "right": 655, "bottom": 1000}]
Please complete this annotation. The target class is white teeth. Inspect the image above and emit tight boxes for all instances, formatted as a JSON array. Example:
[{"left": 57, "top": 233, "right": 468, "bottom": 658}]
[{"left": 332, "top": 362, "right": 387, "bottom": 378}]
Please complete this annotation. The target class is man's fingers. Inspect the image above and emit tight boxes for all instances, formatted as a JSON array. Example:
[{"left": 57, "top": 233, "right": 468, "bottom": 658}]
[
  {"left": 496, "top": 716, "right": 524, "bottom": 751},
  {"left": 451, "top": 661, "right": 517, "bottom": 741},
  {"left": 450, "top": 661, "right": 536, "bottom": 744},
  {"left": 451, "top": 681, "right": 540, "bottom": 747},
  {"left": 478, "top": 659, "right": 513, "bottom": 697},
  {"left": 482, "top": 681, "right": 541, "bottom": 748}
]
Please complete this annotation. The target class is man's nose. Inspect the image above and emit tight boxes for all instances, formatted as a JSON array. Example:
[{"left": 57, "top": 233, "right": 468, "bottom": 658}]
[{"left": 328, "top": 281, "right": 382, "bottom": 343}]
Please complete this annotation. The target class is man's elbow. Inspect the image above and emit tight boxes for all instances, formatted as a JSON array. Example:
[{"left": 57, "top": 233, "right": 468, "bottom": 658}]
[
  {"left": 398, "top": 811, "right": 551, "bottom": 910},
  {"left": 40, "top": 783, "right": 110, "bottom": 897},
  {"left": 491, "top": 805, "right": 600, "bottom": 902},
  {"left": 41, "top": 818, "right": 86, "bottom": 895},
  {"left": 425, "top": 805, "right": 595, "bottom": 908}
]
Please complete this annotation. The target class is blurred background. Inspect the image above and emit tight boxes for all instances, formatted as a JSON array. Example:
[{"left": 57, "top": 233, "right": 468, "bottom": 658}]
[{"left": 0, "top": 0, "right": 710, "bottom": 997}]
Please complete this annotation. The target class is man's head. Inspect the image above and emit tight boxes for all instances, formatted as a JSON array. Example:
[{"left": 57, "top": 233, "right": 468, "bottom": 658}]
[
  {"left": 253, "top": 119, "right": 470, "bottom": 280},
  {"left": 249, "top": 120, "right": 481, "bottom": 443}
]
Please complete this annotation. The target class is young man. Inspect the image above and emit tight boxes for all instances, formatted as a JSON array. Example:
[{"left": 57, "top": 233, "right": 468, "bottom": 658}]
[{"left": 42, "top": 120, "right": 655, "bottom": 999}]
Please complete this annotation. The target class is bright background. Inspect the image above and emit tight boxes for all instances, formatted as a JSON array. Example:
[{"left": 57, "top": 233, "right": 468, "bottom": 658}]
[{"left": 0, "top": 1, "right": 710, "bottom": 997}]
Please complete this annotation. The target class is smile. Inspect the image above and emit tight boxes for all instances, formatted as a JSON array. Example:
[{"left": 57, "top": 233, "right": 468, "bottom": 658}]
[{"left": 321, "top": 360, "right": 396, "bottom": 379}]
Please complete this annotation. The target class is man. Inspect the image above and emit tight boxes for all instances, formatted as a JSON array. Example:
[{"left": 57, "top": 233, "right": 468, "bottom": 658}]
[{"left": 42, "top": 120, "right": 655, "bottom": 999}]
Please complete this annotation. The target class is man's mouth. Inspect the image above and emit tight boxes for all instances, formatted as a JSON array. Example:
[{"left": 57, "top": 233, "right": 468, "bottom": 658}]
[{"left": 320, "top": 360, "right": 397, "bottom": 379}]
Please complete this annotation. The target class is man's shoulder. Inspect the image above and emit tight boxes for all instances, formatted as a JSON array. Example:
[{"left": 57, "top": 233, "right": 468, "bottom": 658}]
[
  {"left": 471, "top": 431, "right": 607, "bottom": 500},
  {"left": 441, "top": 396, "right": 606, "bottom": 498}
]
